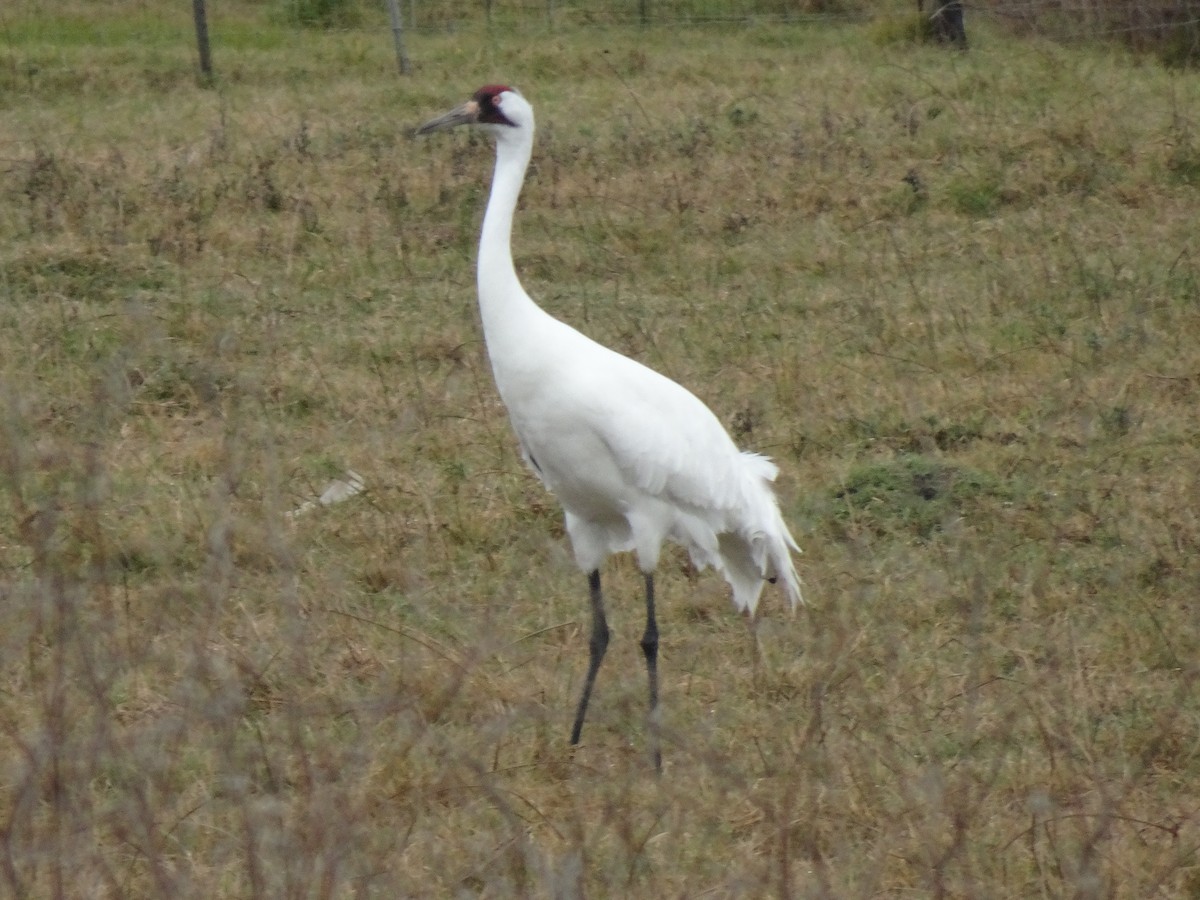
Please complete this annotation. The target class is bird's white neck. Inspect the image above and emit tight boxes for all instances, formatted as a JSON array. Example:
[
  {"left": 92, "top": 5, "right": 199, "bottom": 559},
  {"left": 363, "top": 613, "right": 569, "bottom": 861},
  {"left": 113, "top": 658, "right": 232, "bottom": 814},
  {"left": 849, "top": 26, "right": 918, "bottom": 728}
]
[{"left": 477, "top": 127, "right": 541, "bottom": 343}]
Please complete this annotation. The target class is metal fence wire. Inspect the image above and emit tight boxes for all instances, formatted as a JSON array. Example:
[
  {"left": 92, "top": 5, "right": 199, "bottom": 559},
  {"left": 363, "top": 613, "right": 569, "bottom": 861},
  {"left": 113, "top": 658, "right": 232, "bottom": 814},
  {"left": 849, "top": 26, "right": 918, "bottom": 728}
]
[
  {"left": 387, "top": 0, "right": 1196, "bottom": 29},
  {"left": 381, "top": 0, "right": 1200, "bottom": 63},
  {"left": 398, "top": 0, "right": 862, "bottom": 28}
]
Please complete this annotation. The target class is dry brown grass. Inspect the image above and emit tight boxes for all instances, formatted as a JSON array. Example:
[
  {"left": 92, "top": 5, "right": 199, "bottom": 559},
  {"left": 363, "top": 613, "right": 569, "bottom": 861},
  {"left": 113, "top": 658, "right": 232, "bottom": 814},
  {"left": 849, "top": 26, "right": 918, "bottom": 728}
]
[{"left": 2, "top": 5, "right": 1200, "bottom": 896}]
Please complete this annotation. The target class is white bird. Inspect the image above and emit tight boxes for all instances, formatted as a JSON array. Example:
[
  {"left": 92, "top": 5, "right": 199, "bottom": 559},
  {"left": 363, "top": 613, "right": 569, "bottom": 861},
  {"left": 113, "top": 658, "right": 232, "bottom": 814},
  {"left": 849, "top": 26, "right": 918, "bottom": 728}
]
[{"left": 418, "top": 85, "right": 802, "bottom": 769}]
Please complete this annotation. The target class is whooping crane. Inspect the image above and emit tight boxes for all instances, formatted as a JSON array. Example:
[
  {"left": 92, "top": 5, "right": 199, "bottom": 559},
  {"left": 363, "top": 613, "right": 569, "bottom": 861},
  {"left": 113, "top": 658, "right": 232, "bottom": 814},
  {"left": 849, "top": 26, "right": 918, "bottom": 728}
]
[{"left": 418, "top": 86, "right": 803, "bottom": 770}]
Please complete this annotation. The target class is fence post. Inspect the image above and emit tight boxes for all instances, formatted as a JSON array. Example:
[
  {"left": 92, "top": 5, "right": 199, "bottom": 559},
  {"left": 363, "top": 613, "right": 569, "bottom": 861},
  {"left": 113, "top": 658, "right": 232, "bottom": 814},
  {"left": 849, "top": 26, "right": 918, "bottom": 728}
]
[
  {"left": 192, "top": 0, "right": 213, "bottom": 82},
  {"left": 385, "top": 0, "right": 412, "bottom": 75}
]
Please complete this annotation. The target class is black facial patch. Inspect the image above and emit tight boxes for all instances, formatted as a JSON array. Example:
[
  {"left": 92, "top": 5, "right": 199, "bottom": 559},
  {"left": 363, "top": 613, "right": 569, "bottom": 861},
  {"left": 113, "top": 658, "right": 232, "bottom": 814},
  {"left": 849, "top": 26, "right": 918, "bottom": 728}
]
[{"left": 473, "top": 84, "right": 518, "bottom": 127}]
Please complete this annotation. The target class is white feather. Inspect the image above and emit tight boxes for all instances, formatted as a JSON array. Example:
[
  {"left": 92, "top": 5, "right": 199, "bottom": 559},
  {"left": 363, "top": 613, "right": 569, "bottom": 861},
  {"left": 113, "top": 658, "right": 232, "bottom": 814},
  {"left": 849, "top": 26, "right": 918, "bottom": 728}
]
[
  {"left": 419, "top": 85, "right": 805, "bottom": 767},
  {"left": 458, "top": 88, "right": 802, "bottom": 615}
]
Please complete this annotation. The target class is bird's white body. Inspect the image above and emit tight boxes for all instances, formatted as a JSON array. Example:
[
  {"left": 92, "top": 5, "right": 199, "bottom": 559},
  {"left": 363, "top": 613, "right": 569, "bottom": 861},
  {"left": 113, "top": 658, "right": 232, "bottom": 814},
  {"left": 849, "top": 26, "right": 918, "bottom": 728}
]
[
  {"left": 420, "top": 85, "right": 801, "bottom": 767},
  {"left": 472, "top": 90, "right": 801, "bottom": 614}
]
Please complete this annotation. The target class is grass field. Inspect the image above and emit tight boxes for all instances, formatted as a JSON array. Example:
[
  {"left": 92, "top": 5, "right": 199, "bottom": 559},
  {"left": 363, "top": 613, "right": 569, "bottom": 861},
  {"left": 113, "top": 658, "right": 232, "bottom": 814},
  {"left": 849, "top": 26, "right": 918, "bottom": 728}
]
[{"left": 3, "top": 2, "right": 1200, "bottom": 896}]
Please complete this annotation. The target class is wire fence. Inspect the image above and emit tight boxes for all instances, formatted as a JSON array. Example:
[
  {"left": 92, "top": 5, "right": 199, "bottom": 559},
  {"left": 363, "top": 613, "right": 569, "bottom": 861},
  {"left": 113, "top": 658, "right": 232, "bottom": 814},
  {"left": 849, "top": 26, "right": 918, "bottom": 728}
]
[
  {"left": 355, "top": 0, "right": 1200, "bottom": 62},
  {"left": 282, "top": 0, "right": 1197, "bottom": 33},
  {"left": 384, "top": 0, "right": 1193, "bottom": 29},
  {"left": 362, "top": 0, "right": 860, "bottom": 30}
]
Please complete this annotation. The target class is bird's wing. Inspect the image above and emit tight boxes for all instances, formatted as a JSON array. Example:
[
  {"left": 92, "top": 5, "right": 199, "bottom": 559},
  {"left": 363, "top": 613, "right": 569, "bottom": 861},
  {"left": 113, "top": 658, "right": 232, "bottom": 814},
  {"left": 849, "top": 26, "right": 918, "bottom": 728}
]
[
  {"left": 493, "top": 318, "right": 771, "bottom": 514},
  {"left": 572, "top": 347, "right": 756, "bottom": 514}
]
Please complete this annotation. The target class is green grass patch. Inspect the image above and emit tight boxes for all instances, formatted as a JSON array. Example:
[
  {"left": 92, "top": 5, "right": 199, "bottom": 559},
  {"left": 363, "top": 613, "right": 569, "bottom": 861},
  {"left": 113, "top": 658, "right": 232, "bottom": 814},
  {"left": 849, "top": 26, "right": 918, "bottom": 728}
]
[{"left": 829, "top": 453, "right": 1011, "bottom": 539}]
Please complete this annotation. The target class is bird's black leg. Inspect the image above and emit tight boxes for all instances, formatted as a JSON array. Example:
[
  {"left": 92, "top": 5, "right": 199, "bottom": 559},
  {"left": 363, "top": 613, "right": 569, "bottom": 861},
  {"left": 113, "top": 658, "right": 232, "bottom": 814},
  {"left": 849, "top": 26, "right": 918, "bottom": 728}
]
[
  {"left": 570, "top": 569, "right": 609, "bottom": 747},
  {"left": 641, "top": 573, "right": 662, "bottom": 773}
]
